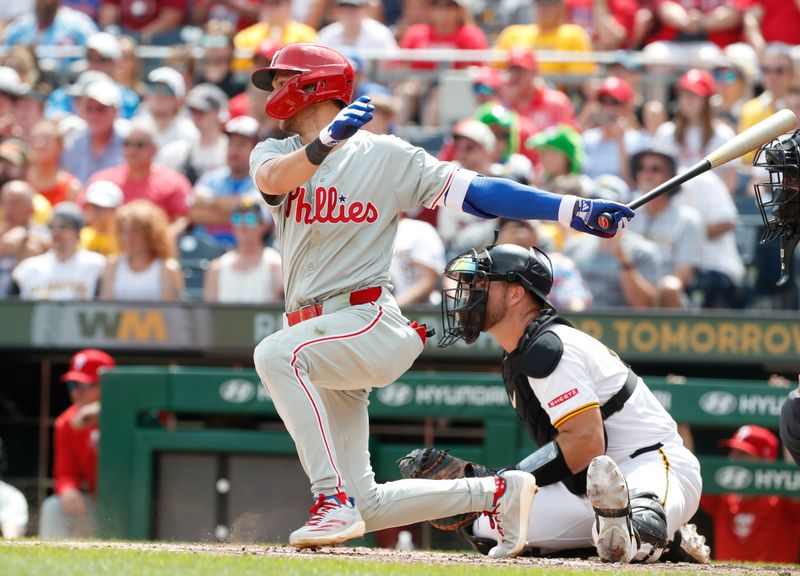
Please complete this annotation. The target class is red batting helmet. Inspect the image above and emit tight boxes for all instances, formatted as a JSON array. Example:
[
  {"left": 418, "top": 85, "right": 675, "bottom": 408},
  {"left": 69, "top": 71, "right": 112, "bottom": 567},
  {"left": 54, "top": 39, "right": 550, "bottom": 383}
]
[{"left": 251, "top": 43, "right": 355, "bottom": 120}]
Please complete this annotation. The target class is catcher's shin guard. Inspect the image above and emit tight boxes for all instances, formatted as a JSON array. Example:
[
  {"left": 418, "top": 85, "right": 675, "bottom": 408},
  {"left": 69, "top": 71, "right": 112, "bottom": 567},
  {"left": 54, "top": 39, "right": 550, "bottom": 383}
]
[{"left": 629, "top": 491, "right": 669, "bottom": 563}]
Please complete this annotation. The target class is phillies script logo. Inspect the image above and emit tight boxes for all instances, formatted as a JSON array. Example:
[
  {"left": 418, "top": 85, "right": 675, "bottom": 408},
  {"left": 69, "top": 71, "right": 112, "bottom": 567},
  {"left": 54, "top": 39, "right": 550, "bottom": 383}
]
[
  {"left": 286, "top": 186, "right": 379, "bottom": 224},
  {"left": 548, "top": 388, "right": 578, "bottom": 408}
]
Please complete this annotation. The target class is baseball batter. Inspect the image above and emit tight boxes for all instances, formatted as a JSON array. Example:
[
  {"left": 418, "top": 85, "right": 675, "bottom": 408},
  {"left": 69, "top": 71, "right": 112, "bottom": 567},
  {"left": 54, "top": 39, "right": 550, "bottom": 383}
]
[
  {"left": 248, "top": 42, "right": 632, "bottom": 553},
  {"left": 439, "top": 243, "right": 706, "bottom": 563}
]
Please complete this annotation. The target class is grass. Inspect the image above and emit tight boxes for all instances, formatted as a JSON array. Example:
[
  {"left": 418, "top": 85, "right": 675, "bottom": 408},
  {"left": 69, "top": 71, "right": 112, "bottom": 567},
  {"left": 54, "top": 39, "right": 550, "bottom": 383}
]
[{"left": 0, "top": 543, "right": 724, "bottom": 576}]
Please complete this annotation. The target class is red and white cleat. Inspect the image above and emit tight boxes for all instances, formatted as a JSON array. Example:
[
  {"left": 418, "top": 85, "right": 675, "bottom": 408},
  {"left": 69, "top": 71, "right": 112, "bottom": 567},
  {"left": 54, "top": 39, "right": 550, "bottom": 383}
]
[{"left": 289, "top": 492, "right": 366, "bottom": 549}]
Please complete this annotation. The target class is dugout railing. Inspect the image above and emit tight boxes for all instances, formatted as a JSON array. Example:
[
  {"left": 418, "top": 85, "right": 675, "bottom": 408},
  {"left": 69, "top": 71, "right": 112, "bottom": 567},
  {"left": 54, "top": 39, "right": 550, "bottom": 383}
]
[{"left": 97, "top": 367, "right": 799, "bottom": 543}]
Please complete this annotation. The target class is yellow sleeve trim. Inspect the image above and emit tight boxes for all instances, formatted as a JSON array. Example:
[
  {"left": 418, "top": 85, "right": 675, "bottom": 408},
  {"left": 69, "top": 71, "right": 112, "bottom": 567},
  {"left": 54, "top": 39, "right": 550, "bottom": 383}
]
[{"left": 553, "top": 402, "right": 600, "bottom": 429}]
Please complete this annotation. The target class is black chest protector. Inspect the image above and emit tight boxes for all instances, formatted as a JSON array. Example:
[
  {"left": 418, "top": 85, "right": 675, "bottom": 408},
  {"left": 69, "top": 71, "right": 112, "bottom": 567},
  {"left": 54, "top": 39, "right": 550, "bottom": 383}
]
[{"left": 502, "top": 310, "right": 637, "bottom": 495}]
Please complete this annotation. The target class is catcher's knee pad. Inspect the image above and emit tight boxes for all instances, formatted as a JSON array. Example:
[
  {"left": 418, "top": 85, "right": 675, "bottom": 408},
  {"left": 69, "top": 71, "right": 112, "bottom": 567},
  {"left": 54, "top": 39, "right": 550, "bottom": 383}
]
[{"left": 629, "top": 491, "right": 669, "bottom": 563}]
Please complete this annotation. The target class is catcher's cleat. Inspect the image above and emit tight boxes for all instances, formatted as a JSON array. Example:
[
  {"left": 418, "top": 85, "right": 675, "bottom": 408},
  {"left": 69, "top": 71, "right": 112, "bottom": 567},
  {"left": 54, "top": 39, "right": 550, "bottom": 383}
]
[
  {"left": 289, "top": 492, "right": 365, "bottom": 548},
  {"left": 587, "top": 455, "right": 635, "bottom": 563},
  {"left": 483, "top": 470, "right": 537, "bottom": 558},
  {"left": 662, "top": 523, "right": 711, "bottom": 564}
]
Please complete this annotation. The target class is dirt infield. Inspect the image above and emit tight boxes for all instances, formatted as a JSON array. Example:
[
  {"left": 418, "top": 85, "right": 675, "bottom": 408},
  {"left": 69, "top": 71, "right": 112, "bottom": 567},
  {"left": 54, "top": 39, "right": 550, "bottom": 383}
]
[{"left": 5, "top": 540, "right": 797, "bottom": 575}]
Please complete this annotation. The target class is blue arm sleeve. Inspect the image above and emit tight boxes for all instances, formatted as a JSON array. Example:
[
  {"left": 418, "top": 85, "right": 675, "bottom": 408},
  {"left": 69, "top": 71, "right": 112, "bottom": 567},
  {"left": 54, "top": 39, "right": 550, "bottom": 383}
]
[{"left": 462, "top": 175, "right": 563, "bottom": 221}]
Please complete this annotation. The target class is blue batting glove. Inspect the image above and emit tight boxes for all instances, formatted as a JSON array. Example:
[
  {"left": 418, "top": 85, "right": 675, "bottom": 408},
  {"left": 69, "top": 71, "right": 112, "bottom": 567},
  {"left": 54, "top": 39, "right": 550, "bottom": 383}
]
[
  {"left": 570, "top": 198, "right": 634, "bottom": 238},
  {"left": 318, "top": 96, "right": 374, "bottom": 147}
]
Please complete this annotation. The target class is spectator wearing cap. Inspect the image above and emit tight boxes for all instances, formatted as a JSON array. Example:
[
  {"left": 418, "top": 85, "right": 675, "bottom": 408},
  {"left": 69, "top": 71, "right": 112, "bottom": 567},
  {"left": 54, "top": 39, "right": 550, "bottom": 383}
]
[
  {"left": 46, "top": 33, "right": 141, "bottom": 120},
  {"left": 100, "top": 199, "right": 183, "bottom": 300},
  {"left": 0, "top": 67, "right": 24, "bottom": 140},
  {"left": 713, "top": 44, "right": 758, "bottom": 130},
  {"left": 11, "top": 201, "right": 105, "bottom": 300},
  {"left": 27, "top": 119, "right": 82, "bottom": 207},
  {"left": 157, "top": 83, "right": 229, "bottom": 185},
  {"left": 60, "top": 79, "right": 126, "bottom": 185},
  {"left": 563, "top": 175, "right": 663, "bottom": 308},
  {"left": 98, "top": 0, "right": 188, "bottom": 46},
  {"left": 87, "top": 117, "right": 193, "bottom": 221},
  {"left": 232, "top": 0, "right": 317, "bottom": 73},
  {"left": 1, "top": 0, "right": 98, "bottom": 73},
  {"left": 0, "top": 180, "right": 50, "bottom": 297},
  {"left": 437, "top": 119, "right": 498, "bottom": 250},
  {"left": 193, "top": 21, "right": 246, "bottom": 99},
  {"left": 654, "top": 69, "right": 737, "bottom": 190},
  {"left": 140, "top": 67, "right": 199, "bottom": 152},
  {"left": 39, "top": 348, "right": 115, "bottom": 540},
  {"left": 581, "top": 76, "right": 651, "bottom": 181},
  {"left": 317, "top": 0, "right": 398, "bottom": 54},
  {"left": 203, "top": 198, "right": 281, "bottom": 303},
  {"left": 190, "top": 116, "right": 263, "bottom": 248},
  {"left": 80, "top": 180, "right": 123, "bottom": 256},
  {"left": 624, "top": 148, "right": 704, "bottom": 308},
  {"left": 526, "top": 124, "right": 590, "bottom": 191},
  {"left": 399, "top": 0, "right": 488, "bottom": 71},
  {"left": 499, "top": 49, "right": 575, "bottom": 132},
  {"left": 495, "top": 0, "right": 594, "bottom": 77},
  {"left": 699, "top": 424, "right": 800, "bottom": 563}
]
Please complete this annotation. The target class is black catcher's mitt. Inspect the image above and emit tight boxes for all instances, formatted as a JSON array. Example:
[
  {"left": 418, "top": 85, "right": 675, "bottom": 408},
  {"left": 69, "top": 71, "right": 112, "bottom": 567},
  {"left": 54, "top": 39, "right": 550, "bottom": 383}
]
[{"left": 397, "top": 448, "right": 492, "bottom": 531}]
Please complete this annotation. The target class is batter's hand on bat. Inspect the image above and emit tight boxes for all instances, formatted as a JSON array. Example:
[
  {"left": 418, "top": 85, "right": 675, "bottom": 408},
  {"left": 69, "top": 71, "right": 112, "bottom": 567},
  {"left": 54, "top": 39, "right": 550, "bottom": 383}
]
[
  {"left": 571, "top": 198, "right": 634, "bottom": 238},
  {"left": 319, "top": 96, "right": 374, "bottom": 147}
]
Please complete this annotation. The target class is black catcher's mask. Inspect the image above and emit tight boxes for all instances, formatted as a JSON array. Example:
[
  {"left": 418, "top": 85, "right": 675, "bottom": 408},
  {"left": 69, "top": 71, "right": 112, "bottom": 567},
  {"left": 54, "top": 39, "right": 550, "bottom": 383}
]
[
  {"left": 439, "top": 243, "right": 554, "bottom": 347},
  {"left": 754, "top": 129, "right": 800, "bottom": 286}
]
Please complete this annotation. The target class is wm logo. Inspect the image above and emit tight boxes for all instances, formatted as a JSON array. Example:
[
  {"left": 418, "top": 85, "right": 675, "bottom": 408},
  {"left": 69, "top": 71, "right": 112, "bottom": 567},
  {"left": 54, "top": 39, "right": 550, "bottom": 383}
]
[{"left": 78, "top": 310, "right": 167, "bottom": 342}]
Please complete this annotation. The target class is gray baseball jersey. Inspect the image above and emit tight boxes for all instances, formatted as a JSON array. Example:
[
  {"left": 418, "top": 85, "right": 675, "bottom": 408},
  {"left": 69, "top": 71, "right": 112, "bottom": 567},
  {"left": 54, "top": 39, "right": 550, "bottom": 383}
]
[{"left": 250, "top": 131, "right": 458, "bottom": 312}]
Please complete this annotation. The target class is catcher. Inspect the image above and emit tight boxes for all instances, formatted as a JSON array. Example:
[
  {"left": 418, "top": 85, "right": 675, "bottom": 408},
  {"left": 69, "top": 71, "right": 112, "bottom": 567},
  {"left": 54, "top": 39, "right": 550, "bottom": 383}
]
[{"left": 399, "top": 243, "right": 709, "bottom": 563}]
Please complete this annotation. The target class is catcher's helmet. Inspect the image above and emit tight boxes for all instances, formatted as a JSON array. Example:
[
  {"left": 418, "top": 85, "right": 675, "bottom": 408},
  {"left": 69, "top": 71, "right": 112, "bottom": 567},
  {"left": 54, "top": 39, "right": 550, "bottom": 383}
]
[
  {"left": 753, "top": 129, "right": 800, "bottom": 285},
  {"left": 439, "top": 243, "right": 554, "bottom": 347},
  {"left": 251, "top": 43, "right": 355, "bottom": 120}
]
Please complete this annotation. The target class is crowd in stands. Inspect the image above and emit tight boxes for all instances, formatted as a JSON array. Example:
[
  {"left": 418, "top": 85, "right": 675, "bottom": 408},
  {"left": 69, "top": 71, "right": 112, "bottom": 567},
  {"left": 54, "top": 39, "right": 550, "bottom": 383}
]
[{"left": 0, "top": 0, "right": 798, "bottom": 309}]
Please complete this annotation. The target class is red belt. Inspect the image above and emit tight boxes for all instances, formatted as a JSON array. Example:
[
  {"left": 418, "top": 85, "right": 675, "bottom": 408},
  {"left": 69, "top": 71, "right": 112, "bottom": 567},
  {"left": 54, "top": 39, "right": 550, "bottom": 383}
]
[{"left": 286, "top": 287, "right": 383, "bottom": 327}]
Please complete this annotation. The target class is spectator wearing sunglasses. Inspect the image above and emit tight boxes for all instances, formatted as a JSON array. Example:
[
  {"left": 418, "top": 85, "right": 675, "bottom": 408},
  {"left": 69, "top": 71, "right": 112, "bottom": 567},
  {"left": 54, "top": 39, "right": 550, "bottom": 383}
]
[
  {"left": 190, "top": 116, "right": 264, "bottom": 248},
  {"left": 10, "top": 202, "right": 105, "bottom": 300},
  {"left": 99, "top": 199, "right": 184, "bottom": 301},
  {"left": 87, "top": 117, "right": 193, "bottom": 221},
  {"left": 712, "top": 44, "right": 758, "bottom": 130},
  {"left": 624, "top": 148, "right": 704, "bottom": 308},
  {"left": 203, "top": 198, "right": 282, "bottom": 304},
  {"left": 738, "top": 44, "right": 796, "bottom": 166},
  {"left": 39, "top": 349, "right": 115, "bottom": 540}
]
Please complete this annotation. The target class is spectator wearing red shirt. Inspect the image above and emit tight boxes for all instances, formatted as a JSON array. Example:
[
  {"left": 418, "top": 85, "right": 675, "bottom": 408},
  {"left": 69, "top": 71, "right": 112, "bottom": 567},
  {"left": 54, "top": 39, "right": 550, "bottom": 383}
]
[
  {"left": 744, "top": 0, "right": 800, "bottom": 53},
  {"left": 565, "top": 0, "right": 641, "bottom": 49},
  {"left": 87, "top": 118, "right": 193, "bottom": 221},
  {"left": 700, "top": 425, "right": 800, "bottom": 564},
  {"left": 500, "top": 49, "right": 575, "bottom": 132},
  {"left": 99, "top": 0, "right": 188, "bottom": 45},
  {"left": 399, "top": 0, "right": 488, "bottom": 70},
  {"left": 647, "top": 0, "right": 746, "bottom": 48},
  {"left": 39, "top": 349, "right": 116, "bottom": 540}
]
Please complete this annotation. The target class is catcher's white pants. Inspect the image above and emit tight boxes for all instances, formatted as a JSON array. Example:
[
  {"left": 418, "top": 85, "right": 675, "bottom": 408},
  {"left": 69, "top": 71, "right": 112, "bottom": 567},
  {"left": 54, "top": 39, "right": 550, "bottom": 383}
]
[
  {"left": 254, "top": 288, "right": 497, "bottom": 532},
  {"left": 473, "top": 442, "right": 702, "bottom": 553}
]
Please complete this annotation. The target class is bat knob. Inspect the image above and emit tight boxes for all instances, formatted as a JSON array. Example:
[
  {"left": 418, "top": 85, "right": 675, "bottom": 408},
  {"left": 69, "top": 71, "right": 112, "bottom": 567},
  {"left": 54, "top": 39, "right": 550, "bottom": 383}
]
[{"left": 597, "top": 212, "right": 614, "bottom": 231}]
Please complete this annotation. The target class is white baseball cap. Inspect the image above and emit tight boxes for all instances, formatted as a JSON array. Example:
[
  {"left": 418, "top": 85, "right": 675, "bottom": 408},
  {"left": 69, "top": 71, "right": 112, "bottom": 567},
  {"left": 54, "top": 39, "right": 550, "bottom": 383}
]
[
  {"left": 86, "top": 180, "right": 124, "bottom": 208},
  {"left": 452, "top": 118, "right": 496, "bottom": 152},
  {"left": 86, "top": 32, "right": 121, "bottom": 61},
  {"left": 148, "top": 67, "right": 185, "bottom": 99},
  {"left": 0, "top": 66, "right": 22, "bottom": 97},
  {"left": 224, "top": 115, "right": 260, "bottom": 140},
  {"left": 84, "top": 80, "right": 121, "bottom": 109}
]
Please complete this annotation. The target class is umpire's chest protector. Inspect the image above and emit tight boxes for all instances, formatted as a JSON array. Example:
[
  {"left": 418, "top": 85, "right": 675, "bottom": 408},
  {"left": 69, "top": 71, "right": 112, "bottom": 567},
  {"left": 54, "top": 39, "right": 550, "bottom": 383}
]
[{"left": 502, "top": 311, "right": 574, "bottom": 449}]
